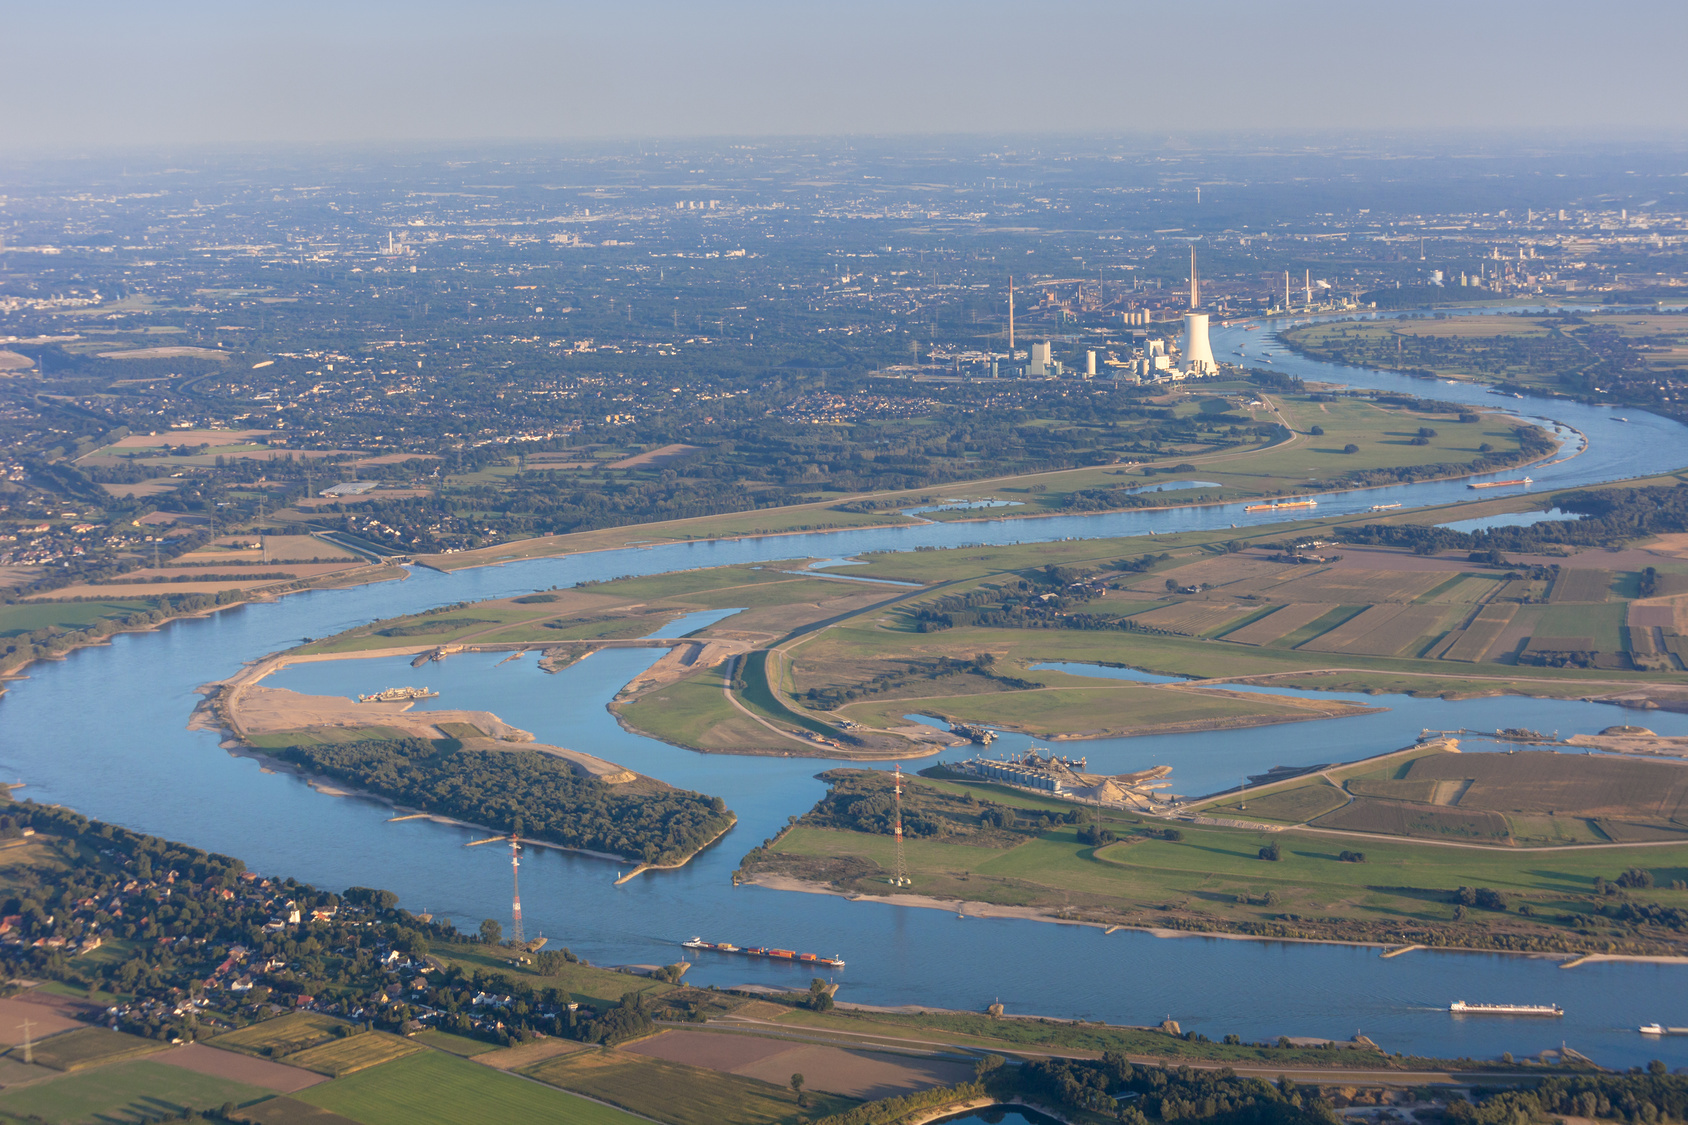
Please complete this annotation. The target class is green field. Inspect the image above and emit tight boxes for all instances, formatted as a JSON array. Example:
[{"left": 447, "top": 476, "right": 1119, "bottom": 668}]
[
  {"left": 772, "top": 1006, "right": 1389, "bottom": 1070},
  {"left": 407, "top": 1029, "right": 501, "bottom": 1058},
  {"left": 839, "top": 679, "right": 1351, "bottom": 739},
  {"left": 0, "top": 1058, "right": 272, "bottom": 1123},
  {"left": 13, "top": 1028, "right": 168, "bottom": 1071},
  {"left": 283, "top": 1031, "right": 423, "bottom": 1076},
  {"left": 208, "top": 1012, "right": 349, "bottom": 1058},
  {"left": 246, "top": 726, "right": 417, "bottom": 750},
  {"left": 1533, "top": 603, "right": 1627, "bottom": 650},
  {"left": 750, "top": 768, "right": 1688, "bottom": 954},
  {"left": 297, "top": 1048, "right": 646, "bottom": 1125},
  {"left": 419, "top": 388, "right": 1540, "bottom": 576},
  {"left": 615, "top": 676, "right": 794, "bottom": 753},
  {"left": 525, "top": 1047, "right": 856, "bottom": 1125},
  {"left": 1205, "top": 780, "right": 1350, "bottom": 824},
  {"left": 433, "top": 942, "right": 681, "bottom": 1008},
  {"left": 0, "top": 599, "right": 154, "bottom": 638}
]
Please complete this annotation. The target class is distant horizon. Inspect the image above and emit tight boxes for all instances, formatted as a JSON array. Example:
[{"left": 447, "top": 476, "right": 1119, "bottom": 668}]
[
  {"left": 6, "top": 0, "right": 1686, "bottom": 150},
  {"left": 7, "top": 128, "right": 1688, "bottom": 165}
]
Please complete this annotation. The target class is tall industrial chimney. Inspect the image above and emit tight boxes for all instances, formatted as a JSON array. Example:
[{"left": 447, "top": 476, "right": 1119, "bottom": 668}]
[{"left": 1189, "top": 246, "right": 1199, "bottom": 309}]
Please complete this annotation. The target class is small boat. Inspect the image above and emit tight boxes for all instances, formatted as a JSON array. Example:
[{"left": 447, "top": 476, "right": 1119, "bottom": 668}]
[
  {"left": 681, "top": 936, "right": 711, "bottom": 950},
  {"left": 1641, "top": 1023, "right": 1664, "bottom": 1035}
]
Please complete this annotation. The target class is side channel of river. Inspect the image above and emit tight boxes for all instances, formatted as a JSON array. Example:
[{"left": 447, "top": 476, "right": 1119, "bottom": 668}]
[{"left": 0, "top": 320, "right": 1683, "bottom": 1068}]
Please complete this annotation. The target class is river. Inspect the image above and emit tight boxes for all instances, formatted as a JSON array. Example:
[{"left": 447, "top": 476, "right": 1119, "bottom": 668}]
[{"left": 0, "top": 319, "right": 1684, "bottom": 1069}]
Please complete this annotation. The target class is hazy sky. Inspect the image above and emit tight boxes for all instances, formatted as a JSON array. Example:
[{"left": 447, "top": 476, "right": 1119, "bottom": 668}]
[{"left": 7, "top": 0, "right": 1687, "bottom": 149}]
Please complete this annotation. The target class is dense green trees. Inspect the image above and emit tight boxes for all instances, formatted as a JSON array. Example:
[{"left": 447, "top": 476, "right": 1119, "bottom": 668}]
[
  {"left": 1339, "top": 483, "right": 1688, "bottom": 554},
  {"left": 278, "top": 738, "right": 734, "bottom": 866}
]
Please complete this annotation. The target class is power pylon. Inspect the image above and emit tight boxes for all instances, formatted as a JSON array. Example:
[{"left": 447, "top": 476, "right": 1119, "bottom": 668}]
[
  {"left": 890, "top": 765, "right": 911, "bottom": 887},
  {"left": 509, "top": 835, "right": 525, "bottom": 947}
]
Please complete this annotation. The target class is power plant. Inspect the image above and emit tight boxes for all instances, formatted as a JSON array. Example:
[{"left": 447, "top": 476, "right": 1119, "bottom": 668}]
[{"left": 1182, "top": 247, "right": 1217, "bottom": 376}]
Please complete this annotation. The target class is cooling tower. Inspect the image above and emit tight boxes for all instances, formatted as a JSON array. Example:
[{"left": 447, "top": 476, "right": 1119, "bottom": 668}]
[{"left": 1182, "top": 313, "right": 1215, "bottom": 375}]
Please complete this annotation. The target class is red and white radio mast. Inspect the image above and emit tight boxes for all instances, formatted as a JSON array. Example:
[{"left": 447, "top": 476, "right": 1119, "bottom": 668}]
[
  {"left": 891, "top": 765, "right": 911, "bottom": 887},
  {"left": 509, "top": 835, "right": 525, "bottom": 946}
]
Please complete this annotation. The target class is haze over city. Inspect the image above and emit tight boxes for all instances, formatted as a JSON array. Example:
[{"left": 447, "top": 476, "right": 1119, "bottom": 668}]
[
  {"left": 0, "top": 4, "right": 1686, "bottom": 1125},
  {"left": 7, "top": 1, "right": 1688, "bottom": 147}
]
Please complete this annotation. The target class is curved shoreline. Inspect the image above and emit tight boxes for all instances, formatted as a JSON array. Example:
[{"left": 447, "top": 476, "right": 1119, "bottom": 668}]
[
  {"left": 191, "top": 656, "right": 738, "bottom": 876},
  {"left": 740, "top": 873, "right": 1688, "bottom": 968},
  {"left": 418, "top": 417, "right": 1570, "bottom": 577}
]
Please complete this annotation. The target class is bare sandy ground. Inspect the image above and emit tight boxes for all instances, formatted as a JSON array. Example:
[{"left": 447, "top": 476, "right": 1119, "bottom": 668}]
[
  {"left": 230, "top": 685, "right": 534, "bottom": 742},
  {"left": 99, "top": 480, "right": 182, "bottom": 498},
  {"left": 107, "top": 428, "right": 270, "bottom": 448},
  {"left": 227, "top": 685, "right": 638, "bottom": 783},
  {"left": 621, "top": 1028, "right": 795, "bottom": 1070},
  {"left": 0, "top": 997, "right": 86, "bottom": 1043},
  {"left": 619, "top": 639, "right": 743, "bottom": 696},
  {"left": 1639, "top": 533, "right": 1688, "bottom": 559},
  {"left": 474, "top": 1039, "right": 587, "bottom": 1070},
  {"left": 623, "top": 1028, "right": 971, "bottom": 1099},
  {"left": 157, "top": 1043, "right": 326, "bottom": 1092},
  {"left": 0, "top": 564, "right": 43, "bottom": 589},
  {"left": 1565, "top": 730, "right": 1688, "bottom": 758},
  {"left": 607, "top": 443, "right": 702, "bottom": 469},
  {"left": 734, "top": 1042, "right": 972, "bottom": 1099},
  {"left": 32, "top": 580, "right": 285, "bottom": 600},
  {"left": 96, "top": 346, "right": 230, "bottom": 361}
]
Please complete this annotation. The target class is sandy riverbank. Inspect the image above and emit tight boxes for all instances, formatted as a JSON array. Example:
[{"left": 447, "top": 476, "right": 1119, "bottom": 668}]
[
  {"left": 740, "top": 874, "right": 1688, "bottom": 967},
  {"left": 199, "top": 642, "right": 693, "bottom": 783}
]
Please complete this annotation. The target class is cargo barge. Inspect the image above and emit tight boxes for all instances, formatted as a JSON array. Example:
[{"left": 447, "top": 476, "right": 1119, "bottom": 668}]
[
  {"left": 682, "top": 937, "right": 843, "bottom": 968},
  {"left": 1468, "top": 477, "right": 1532, "bottom": 490},
  {"left": 1640, "top": 1024, "right": 1688, "bottom": 1035},
  {"left": 1369, "top": 503, "right": 1402, "bottom": 512},
  {"left": 1449, "top": 1001, "right": 1562, "bottom": 1016},
  {"left": 1244, "top": 499, "right": 1318, "bottom": 513}
]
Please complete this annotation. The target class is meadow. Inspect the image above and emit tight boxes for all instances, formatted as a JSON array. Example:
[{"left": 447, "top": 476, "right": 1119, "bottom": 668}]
[
  {"left": 282, "top": 1032, "right": 424, "bottom": 1077},
  {"left": 14, "top": 1028, "right": 168, "bottom": 1072},
  {"left": 0, "top": 1058, "right": 270, "bottom": 1123},
  {"left": 208, "top": 1012, "right": 349, "bottom": 1059},
  {"left": 748, "top": 764, "right": 1688, "bottom": 954},
  {"left": 295, "top": 1049, "right": 645, "bottom": 1125}
]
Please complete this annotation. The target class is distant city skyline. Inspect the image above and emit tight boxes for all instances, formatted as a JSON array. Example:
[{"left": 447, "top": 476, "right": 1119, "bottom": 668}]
[{"left": 5, "top": 0, "right": 1688, "bottom": 150}]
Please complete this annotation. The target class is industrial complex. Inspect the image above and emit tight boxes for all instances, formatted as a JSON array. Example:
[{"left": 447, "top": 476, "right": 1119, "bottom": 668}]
[{"left": 950, "top": 748, "right": 1175, "bottom": 809}]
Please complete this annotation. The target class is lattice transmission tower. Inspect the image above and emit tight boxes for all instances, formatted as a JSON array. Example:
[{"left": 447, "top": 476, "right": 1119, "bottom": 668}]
[
  {"left": 890, "top": 764, "right": 911, "bottom": 887},
  {"left": 509, "top": 835, "right": 525, "bottom": 946}
]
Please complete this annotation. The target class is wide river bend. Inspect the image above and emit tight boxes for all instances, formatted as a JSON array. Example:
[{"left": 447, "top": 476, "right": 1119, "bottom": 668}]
[{"left": 2, "top": 320, "right": 1686, "bottom": 1067}]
